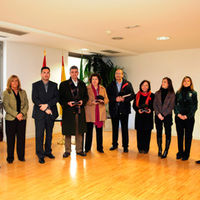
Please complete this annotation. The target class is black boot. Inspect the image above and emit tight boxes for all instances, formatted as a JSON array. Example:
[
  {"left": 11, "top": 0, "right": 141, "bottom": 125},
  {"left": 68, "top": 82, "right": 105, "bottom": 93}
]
[
  {"left": 157, "top": 137, "right": 162, "bottom": 157},
  {"left": 161, "top": 139, "right": 171, "bottom": 159}
]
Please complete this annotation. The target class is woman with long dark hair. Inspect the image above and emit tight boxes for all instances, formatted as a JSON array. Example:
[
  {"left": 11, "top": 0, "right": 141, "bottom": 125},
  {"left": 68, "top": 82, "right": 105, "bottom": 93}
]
[
  {"left": 133, "top": 80, "right": 154, "bottom": 153},
  {"left": 175, "top": 76, "right": 197, "bottom": 161},
  {"left": 154, "top": 77, "right": 175, "bottom": 158}
]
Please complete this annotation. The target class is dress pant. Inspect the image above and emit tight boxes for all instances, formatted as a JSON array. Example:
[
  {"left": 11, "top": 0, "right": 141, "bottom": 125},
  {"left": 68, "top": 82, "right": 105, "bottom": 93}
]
[
  {"left": 65, "top": 114, "right": 83, "bottom": 153},
  {"left": 5, "top": 119, "right": 26, "bottom": 161},
  {"left": 136, "top": 129, "right": 151, "bottom": 152},
  {"left": 85, "top": 122, "right": 103, "bottom": 152},
  {"left": 35, "top": 116, "right": 54, "bottom": 159},
  {"left": 111, "top": 113, "right": 129, "bottom": 148},
  {"left": 155, "top": 115, "right": 172, "bottom": 141},
  {"left": 175, "top": 116, "right": 194, "bottom": 158}
]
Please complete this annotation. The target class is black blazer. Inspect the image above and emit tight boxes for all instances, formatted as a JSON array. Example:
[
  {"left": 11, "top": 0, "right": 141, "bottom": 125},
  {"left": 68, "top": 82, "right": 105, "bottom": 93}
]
[
  {"left": 32, "top": 80, "right": 59, "bottom": 120},
  {"left": 106, "top": 79, "right": 135, "bottom": 117}
]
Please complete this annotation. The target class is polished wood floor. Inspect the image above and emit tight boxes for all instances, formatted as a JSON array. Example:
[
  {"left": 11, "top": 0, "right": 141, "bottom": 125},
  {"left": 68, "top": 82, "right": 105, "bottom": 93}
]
[{"left": 0, "top": 130, "right": 200, "bottom": 200}]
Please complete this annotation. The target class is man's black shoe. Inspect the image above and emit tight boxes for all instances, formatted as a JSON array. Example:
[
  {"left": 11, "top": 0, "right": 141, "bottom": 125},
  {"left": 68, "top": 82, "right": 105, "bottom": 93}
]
[
  {"left": 45, "top": 153, "right": 55, "bottom": 159},
  {"left": 77, "top": 152, "right": 87, "bottom": 157},
  {"left": 39, "top": 158, "right": 45, "bottom": 164},
  {"left": 63, "top": 152, "right": 70, "bottom": 158}
]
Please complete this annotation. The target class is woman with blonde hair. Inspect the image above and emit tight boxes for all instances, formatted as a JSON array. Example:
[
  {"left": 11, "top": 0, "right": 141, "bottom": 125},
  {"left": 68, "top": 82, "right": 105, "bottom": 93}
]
[
  {"left": 175, "top": 76, "right": 197, "bottom": 161},
  {"left": 3, "top": 75, "right": 29, "bottom": 163}
]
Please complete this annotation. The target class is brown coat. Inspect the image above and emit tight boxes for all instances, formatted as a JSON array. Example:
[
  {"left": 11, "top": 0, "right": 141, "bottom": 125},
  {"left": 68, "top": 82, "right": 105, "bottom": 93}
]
[
  {"left": 153, "top": 90, "right": 175, "bottom": 116},
  {"left": 85, "top": 84, "right": 109, "bottom": 122}
]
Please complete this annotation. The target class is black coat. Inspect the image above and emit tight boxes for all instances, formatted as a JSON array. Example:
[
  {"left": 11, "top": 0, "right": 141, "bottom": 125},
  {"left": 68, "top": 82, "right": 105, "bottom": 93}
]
[
  {"left": 133, "top": 93, "right": 154, "bottom": 130},
  {"left": 32, "top": 80, "right": 59, "bottom": 120},
  {"left": 59, "top": 79, "right": 89, "bottom": 135},
  {"left": 106, "top": 79, "right": 135, "bottom": 117}
]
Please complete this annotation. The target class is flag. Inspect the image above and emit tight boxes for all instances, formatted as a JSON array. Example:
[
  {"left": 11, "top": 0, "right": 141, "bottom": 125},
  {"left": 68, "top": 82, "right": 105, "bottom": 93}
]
[
  {"left": 61, "top": 56, "right": 66, "bottom": 81},
  {"left": 42, "top": 50, "right": 46, "bottom": 67},
  {"left": 60, "top": 55, "right": 66, "bottom": 116}
]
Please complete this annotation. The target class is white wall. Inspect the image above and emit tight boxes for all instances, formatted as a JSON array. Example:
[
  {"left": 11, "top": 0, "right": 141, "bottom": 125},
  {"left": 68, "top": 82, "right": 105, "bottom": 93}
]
[
  {"left": 111, "top": 48, "right": 200, "bottom": 139},
  {"left": 3, "top": 41, "right": 68, "bottom": 138}
]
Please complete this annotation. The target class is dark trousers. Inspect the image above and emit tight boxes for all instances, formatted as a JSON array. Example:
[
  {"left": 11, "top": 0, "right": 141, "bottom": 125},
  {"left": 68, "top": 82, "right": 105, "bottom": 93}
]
[
  {"left": 35, "top": 117, "right": 54, "bottom": 159},
  {"left": 111, "top": 114, "right": 129, "bottom": 148},
  {"left": 136, "top": 129, "right": 151, "bottom": 152},
  {"left": 85, "top": 122, "right": 103, "bottom": 151},
  {"left": 155, "top": 115, "right": 172, "bottom": 141},
  {"left": 5, "top": 119, "right": 26, "bottom": 161},
  {"left": 175, "top": 116, "right": 194, "bottom": 158}
]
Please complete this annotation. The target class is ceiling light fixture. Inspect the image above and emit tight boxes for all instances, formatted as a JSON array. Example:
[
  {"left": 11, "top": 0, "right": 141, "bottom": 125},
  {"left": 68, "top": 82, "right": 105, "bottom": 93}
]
[
  {"left": 106, "top": 30, "right": 112, "bottom": 35},
  {"left": 80, "top": 48, "right": 89, "bottom": 51},
  {"left": 157, "top": 36, "right": 170, "bottom": 41}
]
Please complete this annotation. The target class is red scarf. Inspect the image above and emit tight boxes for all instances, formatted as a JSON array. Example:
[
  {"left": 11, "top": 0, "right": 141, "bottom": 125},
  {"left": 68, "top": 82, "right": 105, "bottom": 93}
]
[
  {"left": 91, "top": 85, "right": 103, "bottom": 128},
  {"left": 121, "top": 82, "right": 128, "bottom": 90},
  {"left": 136, "top": 91, "right": 151, "bottom": 107}
]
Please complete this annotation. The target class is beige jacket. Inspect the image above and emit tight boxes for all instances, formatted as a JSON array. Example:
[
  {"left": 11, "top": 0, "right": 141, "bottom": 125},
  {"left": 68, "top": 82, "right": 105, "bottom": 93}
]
[
  {"left": 3, "top": 89, "right": 29, "bottom": 121},
  {"left": 85, "top": 84, "right": 109, "bottom": 122}
]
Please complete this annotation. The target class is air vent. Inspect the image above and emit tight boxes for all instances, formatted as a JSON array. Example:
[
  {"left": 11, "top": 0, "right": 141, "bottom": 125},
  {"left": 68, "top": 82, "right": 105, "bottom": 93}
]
[
  {"left": 112, "top": 37, "right": 124, "bottom": 40},
  {"left": 0, "top": 35, "right": 7, "bottom": 38},
  {"left": 0, "top": 27, "right": 28, "bottom": 36},
  {"left": 101, "top": 50, "right": 120, "bottom": 54}
]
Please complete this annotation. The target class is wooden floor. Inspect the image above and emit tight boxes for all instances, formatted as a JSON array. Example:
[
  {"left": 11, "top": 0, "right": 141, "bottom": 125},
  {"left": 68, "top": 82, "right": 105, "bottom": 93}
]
[{"left": 0, "top": 130, "right": 200, "bottom": 200}]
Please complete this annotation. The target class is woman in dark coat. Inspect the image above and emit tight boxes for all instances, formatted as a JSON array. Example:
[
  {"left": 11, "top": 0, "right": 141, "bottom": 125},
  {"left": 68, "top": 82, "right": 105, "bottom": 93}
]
[
  {"left": 153, "top": 77, "right": 175, "bottom": 158},
  {"left": 175, "top": 76, "right": 197, "bottom": 161},
  {"left": 133, "top": 80, "right": 154, "bottom": 153}
]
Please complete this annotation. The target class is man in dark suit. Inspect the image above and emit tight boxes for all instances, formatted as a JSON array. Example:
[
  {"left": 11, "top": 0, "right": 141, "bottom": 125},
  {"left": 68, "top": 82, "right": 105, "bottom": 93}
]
[
  {"left": 107, "top": 69, "right": 135, "bottom": 152},
  {"left": 59, "top": 66, "right": 89, "bottom": 157},
  {"left": 32, "top": 66, "right": 59, "bottom": 164}
]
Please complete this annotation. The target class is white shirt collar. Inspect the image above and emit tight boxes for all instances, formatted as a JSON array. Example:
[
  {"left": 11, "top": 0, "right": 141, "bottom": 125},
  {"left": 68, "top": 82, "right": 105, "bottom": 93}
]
[{"left": 72, "top": 79, "right": 78, "bottom": 87}]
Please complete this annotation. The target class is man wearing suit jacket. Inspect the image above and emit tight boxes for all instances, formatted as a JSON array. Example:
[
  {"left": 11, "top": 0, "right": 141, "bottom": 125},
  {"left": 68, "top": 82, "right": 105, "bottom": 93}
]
[
  {"left": 107, "top": 69, "right": 135, "bottom": 152},
  {"left": 32, "top": 66, "right": 59, "bottom": 164}
]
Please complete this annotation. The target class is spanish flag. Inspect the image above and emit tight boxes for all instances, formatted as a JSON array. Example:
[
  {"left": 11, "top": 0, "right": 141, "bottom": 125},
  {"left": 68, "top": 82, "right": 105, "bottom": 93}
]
[
  {"left": 61, "top": 55, "right": 66, "bottom": 82},
  {"left": 42, "top": 50, "right": 47, "bottom": 67}
]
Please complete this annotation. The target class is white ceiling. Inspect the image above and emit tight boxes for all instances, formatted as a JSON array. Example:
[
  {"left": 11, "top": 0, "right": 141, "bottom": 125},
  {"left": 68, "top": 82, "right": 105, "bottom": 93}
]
[{"left": 0, "top": 0, "right": 200, "bottom": 56}]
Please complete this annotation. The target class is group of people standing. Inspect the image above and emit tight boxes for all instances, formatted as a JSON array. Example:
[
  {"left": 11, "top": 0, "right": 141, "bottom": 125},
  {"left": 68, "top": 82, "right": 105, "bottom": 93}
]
[
  {"left": 133, "top": 76, "right": 197, "bottom": 161},
  {"left": 2, "top": 65, "right": 200, "bottom": 165}
]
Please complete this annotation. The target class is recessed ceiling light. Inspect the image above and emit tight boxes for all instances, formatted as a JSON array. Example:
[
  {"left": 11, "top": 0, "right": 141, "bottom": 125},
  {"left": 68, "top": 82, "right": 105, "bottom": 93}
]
[
  {"left": 106, "top": 30, "right": 112, "bottom": 35},
  {"left": 157, "top": 36, "right": 170, "bottom": 41},
  {"left": 112, "top": 37, "right": 124, "bottom": 40},
  {"left": 125, "top": 25, "right": 140, "bottom": 29}
]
